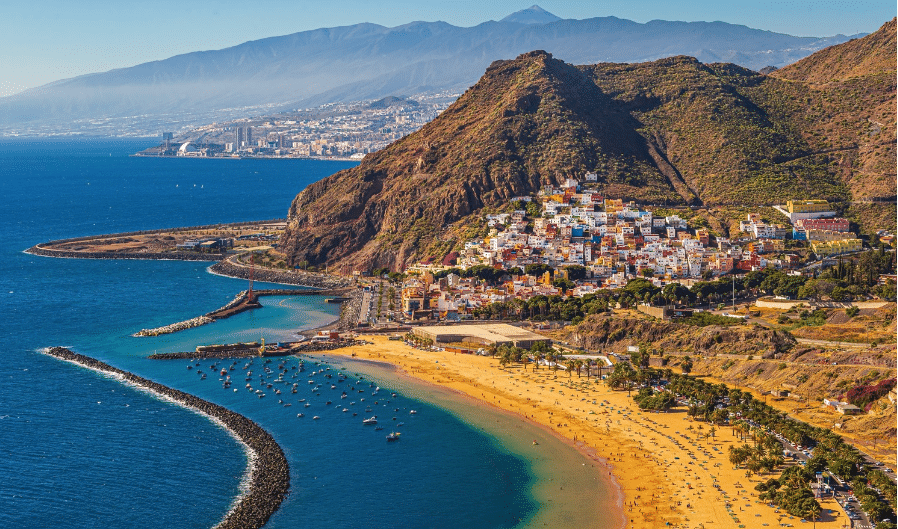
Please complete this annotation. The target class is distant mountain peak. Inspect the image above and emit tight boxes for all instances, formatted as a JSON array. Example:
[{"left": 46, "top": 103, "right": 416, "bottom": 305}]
[{"left": 501, "top": 5, "right": 561, "bottom": 25}]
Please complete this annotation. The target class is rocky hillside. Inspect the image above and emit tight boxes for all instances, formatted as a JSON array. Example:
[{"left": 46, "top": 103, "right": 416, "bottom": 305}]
[
  {"left": 280, "top": 20, "right": 896, "bottom": 270},
  {"left": 562, "top": 312, "right": 796, "bottom": 357},
  {"left": 773, "top": 18, "right": 896, "bottom": 84}
]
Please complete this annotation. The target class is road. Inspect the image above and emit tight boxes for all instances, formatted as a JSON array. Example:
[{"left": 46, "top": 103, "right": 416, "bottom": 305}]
[{"left": 770, "top": 431, "right": 884, "bottom": 528}]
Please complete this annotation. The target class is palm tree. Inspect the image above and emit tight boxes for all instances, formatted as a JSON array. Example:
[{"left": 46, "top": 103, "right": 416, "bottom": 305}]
[
  {"left": 574, "top": 360, "right": 583, "bottom": 378},
  {"left": 566, "top": 360, "right": 575, "bottom": 377}
]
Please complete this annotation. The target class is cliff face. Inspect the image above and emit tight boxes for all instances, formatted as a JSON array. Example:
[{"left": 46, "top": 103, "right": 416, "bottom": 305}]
[
  {"left": 280, "top": 21, "right": 896, "bottom": 270},
  {"left": 281, "top": 51, "right": 682, "bottom": 271}
]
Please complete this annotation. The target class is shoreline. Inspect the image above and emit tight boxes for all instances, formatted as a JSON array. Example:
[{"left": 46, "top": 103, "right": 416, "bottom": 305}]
[
  {"left": 320, "top": 353, "right": 626, "bottom": 529},
  {"left": 317, "top": 336, "right": 867, "bottom": 529},
  {"left": 41, "top": 347, "right": 289, "bottom": 529}
]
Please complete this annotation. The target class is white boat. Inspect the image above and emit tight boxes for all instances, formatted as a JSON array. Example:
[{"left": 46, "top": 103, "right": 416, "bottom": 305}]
[
  {"left": 386, "top": 432, "right": 400, "bottom": 442},
  {"left": 363, "top": 416, "right": 377, "bottom": 425}
]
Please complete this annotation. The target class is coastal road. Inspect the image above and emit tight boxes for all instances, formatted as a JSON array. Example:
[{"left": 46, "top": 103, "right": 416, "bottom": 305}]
[{"left": 772, "top": 435, "right": 876, "bottom": 528}]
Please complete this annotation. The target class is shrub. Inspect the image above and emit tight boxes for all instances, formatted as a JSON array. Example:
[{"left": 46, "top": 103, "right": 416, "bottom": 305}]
[{"left": 845, "top": 378, "right": 896, "bottom": 410}]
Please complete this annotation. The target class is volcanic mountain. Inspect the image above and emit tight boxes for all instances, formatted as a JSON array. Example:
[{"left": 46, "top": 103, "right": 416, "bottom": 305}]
[
  {"left": 279, "top": 19, "right": 896, "bottom": 271},
  {"left": 0, "top": 7, "right": 858, "bottom": 136}
]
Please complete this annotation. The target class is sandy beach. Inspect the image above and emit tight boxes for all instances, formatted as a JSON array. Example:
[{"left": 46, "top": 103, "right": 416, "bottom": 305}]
[{"left": 329, "top": 336, "right": 852, "bottom": 529}]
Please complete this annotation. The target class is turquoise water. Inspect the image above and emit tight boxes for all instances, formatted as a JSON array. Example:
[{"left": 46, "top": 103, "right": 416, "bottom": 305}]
[{"left": 0, "top": 139, "right": 562, "bottom": 528}]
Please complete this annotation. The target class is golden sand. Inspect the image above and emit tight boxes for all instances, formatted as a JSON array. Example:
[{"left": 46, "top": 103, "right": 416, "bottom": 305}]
[{"left": 330, "top": 336, "right": 851, "bottom": 528}]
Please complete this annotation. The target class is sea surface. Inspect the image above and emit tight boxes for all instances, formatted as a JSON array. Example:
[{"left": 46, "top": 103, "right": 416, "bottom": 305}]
[{"left": 0, "top": 139, "right": 616, "bottom": 528}]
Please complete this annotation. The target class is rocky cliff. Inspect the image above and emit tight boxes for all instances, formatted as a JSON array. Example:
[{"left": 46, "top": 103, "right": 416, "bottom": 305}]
[{"left": 280, "top": 20, "right": 896, "bottom": 270}]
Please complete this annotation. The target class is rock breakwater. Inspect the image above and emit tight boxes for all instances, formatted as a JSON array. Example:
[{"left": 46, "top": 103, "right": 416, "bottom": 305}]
[
  {"left": 26, "top": 245, "right": 224, "bottom": 261},
  {"left": 148, "top": 339, "right": 371, "bottom": 360},
  {"left": 210, "top": 258, "right": 351, "bottom": 289},
  {"left": 136, "top": 315, "right": 215, "bottom": 337},
  {"left": 43, "top": 347, "right": 289, "bottom": 529}
]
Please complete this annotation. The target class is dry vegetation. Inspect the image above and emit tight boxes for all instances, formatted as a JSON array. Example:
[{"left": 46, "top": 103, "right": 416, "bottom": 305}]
[{"left": 281, "top": 21, "right": 896, "bottom": 269}]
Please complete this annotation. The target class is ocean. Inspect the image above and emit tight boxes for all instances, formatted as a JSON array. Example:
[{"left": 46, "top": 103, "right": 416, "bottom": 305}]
[{"left": 0, "top": 139, "right": 615, "bottom": 528}]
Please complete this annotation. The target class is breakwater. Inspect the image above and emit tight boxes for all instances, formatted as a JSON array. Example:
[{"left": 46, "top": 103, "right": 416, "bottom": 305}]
[
  {"left": 135, "top": 288, "right": 355, "bottom": 337},
  {"left": 24, "top": 219, "right": 286, "bottom": 261},
  {"left": 149, "top": 339, "right": 372, "bottom": 360},
  {"left": 209, "top": 258, "right": 351, "bottom": 289},
  {"left": 42, "top": 347, "right": 289, "bottom": 529},
  {"left": 26, "top": 244, "right": 224, "bottom": 261}
]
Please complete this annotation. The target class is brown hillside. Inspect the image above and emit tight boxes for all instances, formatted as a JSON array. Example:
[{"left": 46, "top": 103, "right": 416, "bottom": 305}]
[
  {"left": 772, "top": 18, "right": 896, "bottom": 84},
  {"left": 281, "top": 23, "right": 896, "bottom": 270},
  {"left": 281, "top": 51, "right": 683, "bottom": 271}
]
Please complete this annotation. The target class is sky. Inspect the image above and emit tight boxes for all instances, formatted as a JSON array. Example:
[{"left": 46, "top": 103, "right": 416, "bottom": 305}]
[{"left": 1, "top": 0, "right": 894, "bottom": 97}]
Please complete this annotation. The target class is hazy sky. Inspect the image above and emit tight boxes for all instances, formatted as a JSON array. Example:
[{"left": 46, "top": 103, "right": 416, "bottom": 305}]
[{"left": 1, "top": 0, "right": 894, "bottom": 96}]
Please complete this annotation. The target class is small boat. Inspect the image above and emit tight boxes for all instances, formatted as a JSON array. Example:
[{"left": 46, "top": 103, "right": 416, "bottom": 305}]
[
  {"left": 533, "top": 440, "right": 539, "bottom": 445},
  {"left": 342, "top": 408, "right": 349, "bottom": 413},
  {"left": 363, "top": 417, "right": 377, "bottom": 425},
  {"left": 397, "top": 422, "right": 405, "bottom": 427},
  {"left": 375, "top": 426, "right": 383, "bottom": 431},
  {"left": 220, "top": 369, "right": 227, "bottom": 376},
  {"left": 187, "top": 366, "right": 192, "bottom": 370},
  {"left": 297, "top": 413, "right": 304, "bottom": 417},
  {"left": 304, "top": 403, "right": 311, "bottom": 408},
  {"left": 386, "top": 432, "right": 401, "bottom": 442},
  {"left": 312, "top": 416, "right": 320, "bottom": 420},
  {"left": 410, "top": 410, "right": 417, "bottom": 415}
]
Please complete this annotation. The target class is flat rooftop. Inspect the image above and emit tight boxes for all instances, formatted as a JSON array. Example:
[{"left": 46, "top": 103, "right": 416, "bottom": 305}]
[{"left": 413, "top": 323, "right": 550, "bottom": 347}]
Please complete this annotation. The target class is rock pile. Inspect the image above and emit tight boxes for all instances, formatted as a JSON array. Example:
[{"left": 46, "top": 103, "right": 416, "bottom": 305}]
[
  {"left": 135, "top": 315, "right": 214, "bottom": 337},
  {"left": 43, "top": 347, "right": 289, "bottom": 529},
  {"left": 210, "top": 259, "right": 350, "bottom": 289}
]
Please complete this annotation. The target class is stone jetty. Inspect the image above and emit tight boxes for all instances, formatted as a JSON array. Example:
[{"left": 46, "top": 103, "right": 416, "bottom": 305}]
[
  {"left": 210, "top": 257, "right": 351, "bottom": 289},
  {"left": 134, "top": 287, "right": 354, "bottom": 337},
  {"left": 148, "top": 339, "right": 371, "bottom": 360},
  {"left": 43, "top": 347, "right": 289, "bottom": 529}
]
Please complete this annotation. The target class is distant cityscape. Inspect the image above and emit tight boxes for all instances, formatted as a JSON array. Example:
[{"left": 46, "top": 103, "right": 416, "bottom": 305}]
[{"left": 136, "top": 94, "right": 456, "bottom": 159}]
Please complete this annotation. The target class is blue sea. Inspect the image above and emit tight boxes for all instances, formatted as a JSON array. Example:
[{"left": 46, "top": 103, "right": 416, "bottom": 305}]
[{"left": 0, "top": 139, "right": 615, "bottom": 528}]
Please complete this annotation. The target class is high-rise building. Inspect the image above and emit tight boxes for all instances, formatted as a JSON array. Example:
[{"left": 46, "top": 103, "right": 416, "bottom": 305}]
[
  {"left": 161, "top": 132, "right": 173, "bottom": 150},
  {"left": 245, "top": 127, "right": 253, "bottom": 148},
  {"left": 234, "top": 127, "right": 245, "bottom": 148}
]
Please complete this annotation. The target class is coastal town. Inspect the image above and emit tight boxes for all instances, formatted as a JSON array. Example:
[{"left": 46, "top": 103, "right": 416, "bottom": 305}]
[
  {"left": 136, "top": 95, "right": 454, "bottom": 159},
  {"left": 389, "top": 174, "right": 892, "bottom": 323}
]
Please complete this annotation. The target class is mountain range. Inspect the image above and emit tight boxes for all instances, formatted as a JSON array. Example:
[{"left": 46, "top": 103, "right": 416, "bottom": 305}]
[
  {"left": 278, "top": 18, "right": 896, "bottom": 271},
  {"left": 0, "top": 6, "right": 861, "bottom": 136}
]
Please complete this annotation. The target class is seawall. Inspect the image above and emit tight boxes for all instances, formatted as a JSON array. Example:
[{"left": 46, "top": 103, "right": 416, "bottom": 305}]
[
  {"left": 135, "top": 287, "right": 355, "bottom": 337},
  {"left": 209, "top": 258, "right": 351, "bottom": 289},
  {"left": 42, "top": 347, "right": 289, "bottom": 529}
]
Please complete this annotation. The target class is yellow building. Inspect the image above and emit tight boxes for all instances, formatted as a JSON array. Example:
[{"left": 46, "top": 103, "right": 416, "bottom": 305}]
[
  {"left": 811, "top": 238, "right": 862, "bottom": 257},
  {"left": 787, "top": 199, "right": 831, "bottom": 214}
]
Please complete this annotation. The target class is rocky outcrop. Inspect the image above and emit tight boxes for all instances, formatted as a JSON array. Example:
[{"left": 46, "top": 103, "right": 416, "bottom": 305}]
[{"left": 42, "top": 347, "right": 289, "bottom": 529}]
